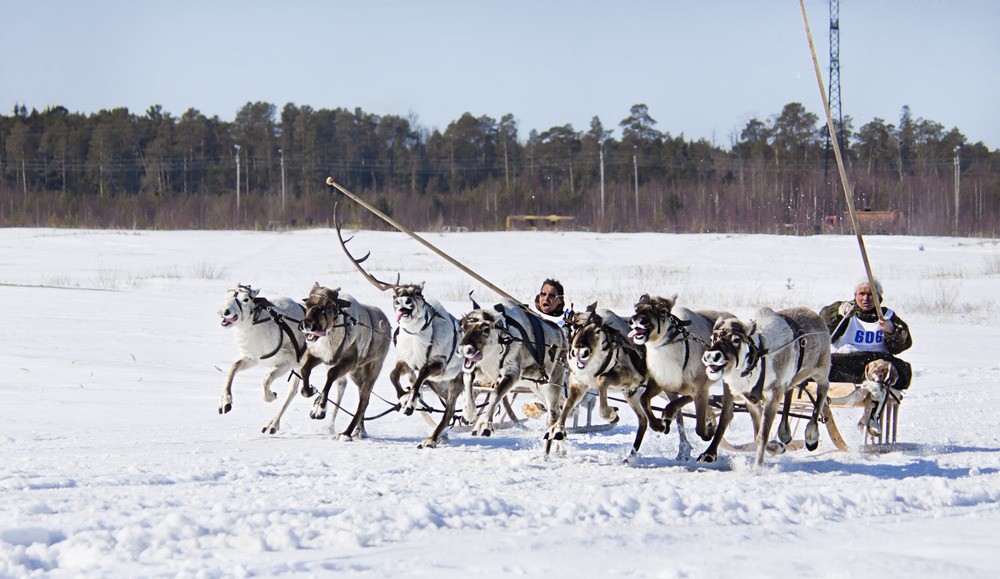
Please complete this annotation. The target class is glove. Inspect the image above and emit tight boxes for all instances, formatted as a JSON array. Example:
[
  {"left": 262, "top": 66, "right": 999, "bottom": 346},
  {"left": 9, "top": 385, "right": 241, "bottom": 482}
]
[{"left": 838, "top": 301, "right": 855, "bottom": 318}]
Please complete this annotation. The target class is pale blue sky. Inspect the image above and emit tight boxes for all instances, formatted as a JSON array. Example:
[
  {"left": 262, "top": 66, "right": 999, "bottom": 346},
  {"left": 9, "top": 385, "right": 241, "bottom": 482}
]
[{"left": 2, "top": 0, "right": 997, "bottom": 148}]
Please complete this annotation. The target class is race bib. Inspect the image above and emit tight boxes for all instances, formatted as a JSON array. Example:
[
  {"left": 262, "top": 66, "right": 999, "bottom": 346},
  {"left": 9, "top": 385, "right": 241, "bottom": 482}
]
[{"left": 832, "top": 309, "right": 894, "bottom": 354}]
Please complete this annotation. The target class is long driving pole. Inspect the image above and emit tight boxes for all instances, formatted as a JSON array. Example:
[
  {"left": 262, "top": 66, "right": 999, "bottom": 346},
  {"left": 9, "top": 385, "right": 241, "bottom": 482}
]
[
  {"left": 325, "top": 177, "right": 520, "bottom": 304},
  {"left": 798, "top": 0, "right": 884, "bottom": 321}
]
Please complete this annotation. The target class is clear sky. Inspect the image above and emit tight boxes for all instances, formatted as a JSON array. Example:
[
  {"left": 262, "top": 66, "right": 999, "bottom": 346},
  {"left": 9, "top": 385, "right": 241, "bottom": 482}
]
[{"left": 2, "top": 0, "right": 997, "bottom": 149}]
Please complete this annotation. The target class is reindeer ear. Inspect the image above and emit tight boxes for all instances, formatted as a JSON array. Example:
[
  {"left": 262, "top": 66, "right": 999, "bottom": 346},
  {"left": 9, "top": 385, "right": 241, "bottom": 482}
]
[
  {"left": 586, "top": 301, "right": 598, "bottom": 312},
  {"left": 249, "top": 287, "right": 260, "bottom": 298},
  {"left": 468, "top": 290, "right": 481, "bottom": 310},
  {"left": 747, "top": 320, "right": 757, "bottom": 335}
]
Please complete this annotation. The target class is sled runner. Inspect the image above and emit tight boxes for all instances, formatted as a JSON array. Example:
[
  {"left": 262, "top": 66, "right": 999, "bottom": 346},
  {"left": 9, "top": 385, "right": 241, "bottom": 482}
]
[{"left": 718, "top": 380, "right": 905, "bottom": 455}]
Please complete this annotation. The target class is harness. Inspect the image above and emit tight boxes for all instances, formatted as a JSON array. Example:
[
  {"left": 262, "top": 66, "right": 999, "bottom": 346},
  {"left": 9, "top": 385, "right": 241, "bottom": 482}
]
[
  {"left": 491, "top": 303, "right": 561, "bottom": 384},
  {"left": 591, "top": 322, "right": 646, "bottom": 378},
  {"left": 740, "top": 315, "right": 819, "bottom": 403},
  {"left": 242, "top": 295, "right": 307, "bottom": 362},
  {"left": 656, "top": 312, "right": 710, "bottom": 371},
  {"left": 393, "top": 304, "right": 460, "bottom": 369}
]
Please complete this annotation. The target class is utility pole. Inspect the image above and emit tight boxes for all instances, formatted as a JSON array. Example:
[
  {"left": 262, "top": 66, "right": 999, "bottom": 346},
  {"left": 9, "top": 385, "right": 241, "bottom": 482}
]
[
  {"left": 633, "top": 145, "right": 639, "bottom": 229},
  {"left": 279, "top": 147, "right": 286, "bottom": 215},
  {"left": 954, "top": 155, "right": 961, "bottom": 233},
  {"left": 599, "top": 138, "right": 606, "bottom": 224},
  {"left": 234, "top": 144, "right": 241, "bottom": 217}
]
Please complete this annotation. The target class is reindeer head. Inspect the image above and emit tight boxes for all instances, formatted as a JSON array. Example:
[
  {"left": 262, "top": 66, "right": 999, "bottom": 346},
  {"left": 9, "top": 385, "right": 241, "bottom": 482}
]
[
  {"left": 457, "top": 309, "right": 503, "bottom": 373},
  {"left": 563, "top": 301, "right": 602, "bottom": 341},
  {"left": 567, "top": 319, "right": 609, "bottom": 373},
  {"left": 300, "top": 283, "right": 351, "bottom": 341},
  {"left": 219, "top": 283, "right": 259, "bottom": 327},
  {"left": 392, "top": 283, "right": 427, "bottom": 324},
  {"left": 702, "top": 316, "right": 754, "bottom": 381},
  {"left": 628, "top": 293, "right": 677, "bottom": 345}
]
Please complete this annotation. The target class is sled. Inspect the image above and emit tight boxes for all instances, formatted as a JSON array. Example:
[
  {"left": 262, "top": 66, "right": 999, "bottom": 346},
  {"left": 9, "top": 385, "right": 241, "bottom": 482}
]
[
  {"left": 453, "top": 384, "right": 617, "bottom": 434},
  {"left": 718, "top": 381, "right": 905, "bottom": 455}
]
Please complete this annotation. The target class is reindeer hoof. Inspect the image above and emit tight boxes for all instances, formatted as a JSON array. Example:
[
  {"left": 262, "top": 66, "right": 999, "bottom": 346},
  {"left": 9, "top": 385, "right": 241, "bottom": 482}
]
[
  {"left": 300, "top": 386, "right": 316, "bottom": 398},
  {"left": 766, "top": 440, "right": 786, "bottom": 455},
  {"left": 418, "top": 438, "right": 437, "bottom": 449},
  {"left": 262, "top": 424, "right": 278, "bottom": 435},
  {"left": 310, "top": 410, "right": 326, "bottom": 420},
  {"left": 696, "top": 452, "right": 717, "bottom": 464},
  {"left": 218, "top": 403, "right": 232, "bottom": 414},
  {"left": 805, "top": 422, "right": 820, "bottom": 450},
  {"left": 263, "top": 390, "right": 277, "bottom": 403},
  {"left": 403, "top": 407, "right": 414, "bottom": 417}
]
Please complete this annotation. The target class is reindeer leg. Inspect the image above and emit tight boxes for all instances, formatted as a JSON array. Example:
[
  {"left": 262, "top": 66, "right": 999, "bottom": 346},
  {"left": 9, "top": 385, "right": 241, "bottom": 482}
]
[
  {"left": 341, "top": 371, "right": 375, "bottom": 441},
  {"left": 641, "top": 383, "right": 668, "bottom": 433},
  {"left": 661, "top": 394, "right": 693, "bottom": 437},
  {"left": 402, "top": 361, "right": 444, "bottom": 416},
  {"left": 261, "top": 363, "right": 289, "bottom": 403},
  {"left": 326, "top": 378, "right": 348, "bottom": 435},
  {"left": 599, "top": 385, "right": 620, "bottom": 424},
  {"left": 694, "top": 389, "right": 717, "bottom": 442},
  {"left": 389, "top": 361, "right": 410, "bottom": 401},
  {"left": 461, "top": 372, "right": 479, "bottom": 424},
  {"left": 698, "top": 382, "right": 734, "bottom": 463},
  {"left": 262, "top": 371, "right": 300, "bottom": 434},
  {"left": 299, "top": 354, "right": 321, "bottom": 398},
  {"left": 625, "top": 390, "right": 649, "bottom": 462},
  {"left": 220, "top": 357, "right": 253, "bottom": 414},
  {"left": 671, "top": 398, "right": 693, "bottom": 461},
  {"left": 475, "top": 373, "right": 516, "bottom": 437},
  {"left": 806, "top": 379, "right": 830, "bottom": 451},
  {"left": 777, "top": 387, "right": 795, "bottom": 444},
  {"left": 546, "top": 379, "right": 587, "bottom": 450},
  {"left": 420, "top": 378, "right": 462, "bottom": 449},
  {"left": 757, "top": 388, "right": 783, "bottom": 466}
]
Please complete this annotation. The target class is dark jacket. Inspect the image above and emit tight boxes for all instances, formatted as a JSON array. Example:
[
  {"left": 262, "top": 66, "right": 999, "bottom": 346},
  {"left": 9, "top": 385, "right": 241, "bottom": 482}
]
[{"left": 819, "top": 300, "right": 913, "bottom": 355}]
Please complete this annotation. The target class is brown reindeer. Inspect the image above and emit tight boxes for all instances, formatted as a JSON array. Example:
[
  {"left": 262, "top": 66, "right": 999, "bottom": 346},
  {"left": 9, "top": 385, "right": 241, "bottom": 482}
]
[{"left": 299, "top": 283, "right": 391, "bottom": 440}]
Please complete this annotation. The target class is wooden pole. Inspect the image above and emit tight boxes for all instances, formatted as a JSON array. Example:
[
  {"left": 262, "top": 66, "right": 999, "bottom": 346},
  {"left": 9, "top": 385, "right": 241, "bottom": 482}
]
[
  {"left": 798, "top": 0, "right": 884, "bottom": 320},
  {"left": 325, "top": 177, "right": 521, "bottom": 305}
]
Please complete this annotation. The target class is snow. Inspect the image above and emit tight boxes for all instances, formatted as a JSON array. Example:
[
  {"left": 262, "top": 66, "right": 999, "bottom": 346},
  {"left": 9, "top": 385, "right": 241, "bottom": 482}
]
[{"left": 2, "top": 227, "right": 999, "bottom": 578}]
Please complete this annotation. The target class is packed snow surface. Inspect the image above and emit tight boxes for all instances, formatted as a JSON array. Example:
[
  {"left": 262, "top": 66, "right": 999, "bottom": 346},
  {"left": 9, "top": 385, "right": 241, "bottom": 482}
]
[{"left": 2, "top": 228, "right": 999, "bottom": 577}]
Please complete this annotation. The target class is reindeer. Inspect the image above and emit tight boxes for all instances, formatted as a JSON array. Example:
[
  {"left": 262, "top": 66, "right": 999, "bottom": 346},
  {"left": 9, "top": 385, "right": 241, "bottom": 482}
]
[
  {"left": 335, "top": 216, "right": 466, "bottom": 448},
  {"left": 457, "top": 300, "right": 568, "bottom": 438},
  {"left": 548, "top": 303, "right": 652, "bottom": 457},
  {"left": 217, "top": 283, "right": 346, "bottom": 434},
  {"left": 299, "top": 283, "right": 391, "bottom": 441},
  {"left": 701, "top": 307, "right": 832, "bottom": 467},
  {"left": 627, "top": 294, "right": 734, "bottom": 463}
]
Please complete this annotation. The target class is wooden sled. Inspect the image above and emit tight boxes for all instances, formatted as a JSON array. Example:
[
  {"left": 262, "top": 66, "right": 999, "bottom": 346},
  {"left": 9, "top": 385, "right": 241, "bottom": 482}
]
[
  {"left": 719, "top": 381, "right": 904, "bottom": 455},
  {"left": 451, "top": 384, "right": 617, "bottom": 434}
]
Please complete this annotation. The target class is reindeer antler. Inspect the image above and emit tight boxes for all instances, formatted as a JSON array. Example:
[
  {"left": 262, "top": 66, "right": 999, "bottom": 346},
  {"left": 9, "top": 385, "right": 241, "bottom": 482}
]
[{"left": 334, "top": 201, "right": 400, "bottom": 292}]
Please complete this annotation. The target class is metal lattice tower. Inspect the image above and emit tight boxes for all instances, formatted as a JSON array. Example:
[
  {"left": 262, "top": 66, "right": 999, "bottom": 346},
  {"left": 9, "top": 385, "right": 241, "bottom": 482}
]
[{"left": 825, "top": 0, "right": 843, "bottom": 176}]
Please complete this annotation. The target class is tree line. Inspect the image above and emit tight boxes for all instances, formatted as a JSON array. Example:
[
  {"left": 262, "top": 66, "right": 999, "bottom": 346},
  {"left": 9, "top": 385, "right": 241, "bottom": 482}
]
[{"left": 1, "top": 101, "right": 996, "bottom": 236}]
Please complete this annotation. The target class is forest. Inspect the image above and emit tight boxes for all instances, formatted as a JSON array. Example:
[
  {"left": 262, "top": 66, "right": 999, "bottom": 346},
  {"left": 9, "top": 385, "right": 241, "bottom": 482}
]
[{"left": 1, "top": 101, "right": 996, "bottom": 236}]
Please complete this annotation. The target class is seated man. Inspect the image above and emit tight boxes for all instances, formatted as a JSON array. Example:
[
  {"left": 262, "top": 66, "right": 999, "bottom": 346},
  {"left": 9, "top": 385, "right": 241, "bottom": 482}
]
[
  {"left": 534, "top": 278, "right": 566, "bottom": 322},
  {"left": 820, "top": 277, "right": 913, "bottom": 390}
]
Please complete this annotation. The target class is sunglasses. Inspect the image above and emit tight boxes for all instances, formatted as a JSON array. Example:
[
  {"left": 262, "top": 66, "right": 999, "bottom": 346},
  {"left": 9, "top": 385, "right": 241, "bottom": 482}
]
[{"left": 538, "top": 291, "right": 562, "bottom": 300}]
